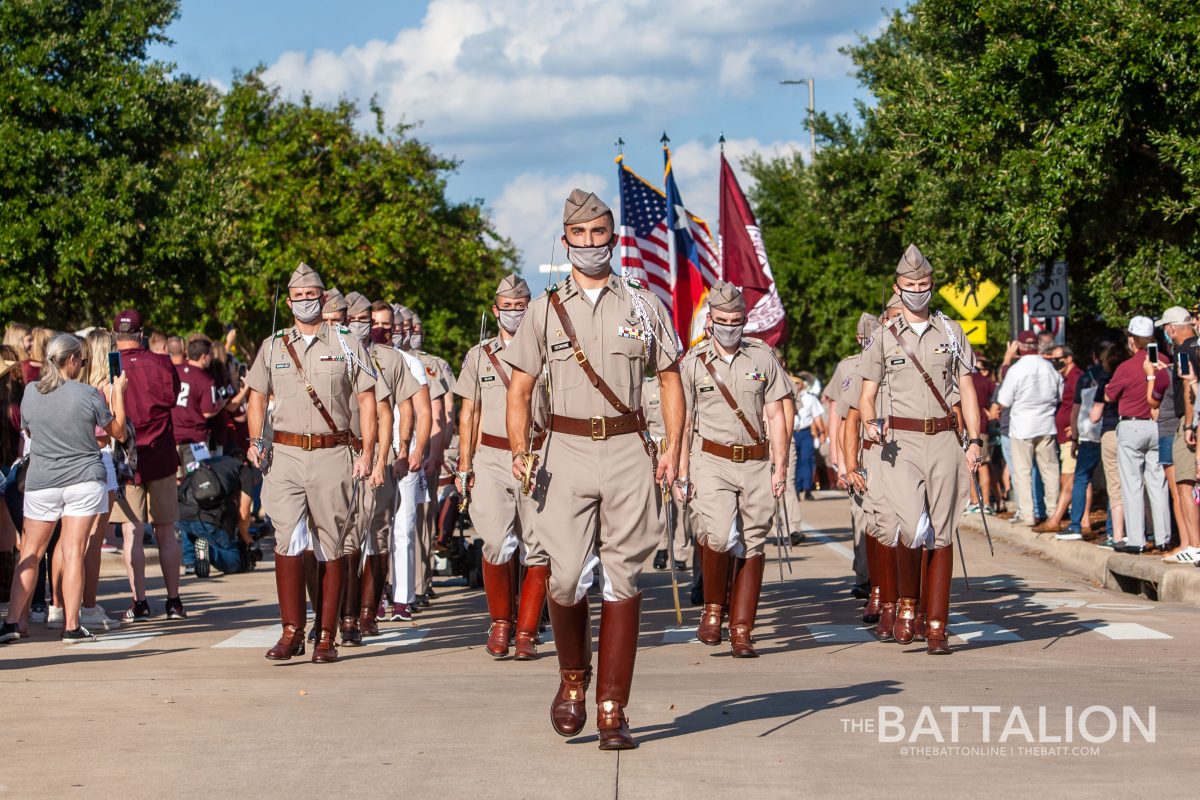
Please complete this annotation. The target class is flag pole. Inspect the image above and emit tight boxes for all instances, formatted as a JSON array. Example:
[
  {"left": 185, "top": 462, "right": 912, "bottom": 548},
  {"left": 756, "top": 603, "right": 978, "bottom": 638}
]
[{"left": 661, "top": 132, "right": 677, "bottom": 338}]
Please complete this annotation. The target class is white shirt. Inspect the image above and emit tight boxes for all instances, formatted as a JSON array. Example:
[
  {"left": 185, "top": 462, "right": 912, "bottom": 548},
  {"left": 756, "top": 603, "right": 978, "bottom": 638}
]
[
  {"left": 996, "top": 354, "right": 1063, "bottom": 439},
  {"left": 795, "top": 391, "right": 824, "bottom": 430}
]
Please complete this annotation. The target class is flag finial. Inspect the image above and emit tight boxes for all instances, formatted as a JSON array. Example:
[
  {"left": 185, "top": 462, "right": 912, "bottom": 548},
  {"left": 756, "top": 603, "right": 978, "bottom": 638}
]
[
  {"left": 615, "top": 136, "right": 624, "bottom": 156},
  {"left": 719, "top": 133, "right": 726, "bottom": 151},
  {"left": 660, "top": 131, "right": 670, "bottom": 147}
]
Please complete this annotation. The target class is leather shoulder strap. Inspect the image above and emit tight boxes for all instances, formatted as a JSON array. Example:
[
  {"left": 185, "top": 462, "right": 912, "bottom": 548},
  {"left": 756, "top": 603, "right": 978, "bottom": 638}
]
[
  {"left": 283, "top": 337, "right": 340, "bottom": 433},
  {"left": 549, "top": 292, "right": 633, "bottom": 416},
  {"left": 886, "top": 323, "right": 954, "bottom": 418},
  {"left": 484, "top": 346, "right": 511, "bottom": 391},
  {"left": 701, "top": 352, "right": 764, "bottom": 443}
]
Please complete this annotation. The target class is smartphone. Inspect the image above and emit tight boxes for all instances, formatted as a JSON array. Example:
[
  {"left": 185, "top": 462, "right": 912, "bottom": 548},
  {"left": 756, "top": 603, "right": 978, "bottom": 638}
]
[
  {"left": 1147, "top": 342, "right": 1159, "bottom": 363},
  {"left": 238, "top": 362, "right": 247, "bottom": 378},
  {"left": 108, "top": 351, "right": 122, "bottom": 379},
  {"left": 1178, "top": 350, "right": 1192, "bottom": 376}
]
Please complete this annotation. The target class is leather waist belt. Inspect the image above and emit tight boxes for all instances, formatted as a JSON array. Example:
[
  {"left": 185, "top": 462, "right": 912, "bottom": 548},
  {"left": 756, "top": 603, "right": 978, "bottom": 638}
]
[
  {"left": 550, "top": 411, "right": 643, "bottom": 440},
  {"left": 273, "top": 430, "right": 353, "bottom": 451},
  {"left": 888, "top": 414, "right": 957, "bottom": 435},
  {"left": 480, "top": 431, "right": 546, "bottom": 452},
  {"left": 701, "top": 437, "right": 769, "bottom": 463},
  {"left": 1119, "top": 415, "right": 1150, "bottom": 422}
]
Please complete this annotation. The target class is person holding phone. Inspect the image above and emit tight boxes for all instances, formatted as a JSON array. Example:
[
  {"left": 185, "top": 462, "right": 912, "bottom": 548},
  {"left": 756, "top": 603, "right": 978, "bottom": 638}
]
[
  {"left": 1156, "top": 307, "right": 1200, "bottom": 562},
  {"left": 1105, "top": 316, "right": 1172, "bottom": 554}
]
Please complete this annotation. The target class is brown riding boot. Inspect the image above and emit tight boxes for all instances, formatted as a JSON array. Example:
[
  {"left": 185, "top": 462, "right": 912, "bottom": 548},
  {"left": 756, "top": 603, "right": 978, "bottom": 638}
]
[
  {"left": 915, "top": 549, "right": 930, "bottom": 642},
  {"left": 728, "top": 554, "right": 765, "bottom": 658},
  {"left": 515, "top": 564, "right": 550, "bottom": 661},
  {"left": 482, "top": 559, "right": 515, "bottom": 658},
  {"left": 312, "top": 557, "right": 347, "bottom": 664},
  {"left": 893, "top": 543, "right": 923, "bottom": 644},
  {"left": 925, "top": 544, "right": 953, "bottom": 655},
  {"left": 358, "top": 553, "right": 385, "bottom": 637},
  {"left": 596, "top": 593, "right": 642, "bottom": 750},
  {"left": 265, "top": 554, "right": 307, "bottom": 660},
  {"left": 548, "top": 591, "right": 592, "bottom": 737},
  {"left": 340, "top": 550, "right": 363, "bottom": 647},
  {"left": 696, "top": 544, "right": 732, "bottom": 645},
  {"left": 873, "top": 542, "right": 899, "bottom": 641},
  {"left": 862, "top": 537, "right": 881, "bottom": 623}
]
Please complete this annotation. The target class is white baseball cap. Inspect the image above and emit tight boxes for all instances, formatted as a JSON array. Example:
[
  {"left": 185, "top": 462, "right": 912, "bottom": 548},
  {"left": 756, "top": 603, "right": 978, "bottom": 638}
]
[
  {"left": 1127, "top": 316, "right": 1154, "bottom": 338},
  {"left": 1155, "top": 306, "right": 1192, "bottom": 326}
]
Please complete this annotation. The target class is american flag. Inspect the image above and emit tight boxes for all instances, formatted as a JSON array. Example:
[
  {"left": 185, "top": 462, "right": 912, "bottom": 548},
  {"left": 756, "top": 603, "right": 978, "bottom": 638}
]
[{"left": 617, "top": 157, "right": 720, "bottom": 335}]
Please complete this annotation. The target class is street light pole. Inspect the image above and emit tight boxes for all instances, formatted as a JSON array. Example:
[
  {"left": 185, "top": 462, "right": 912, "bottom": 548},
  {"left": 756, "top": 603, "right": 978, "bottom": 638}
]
[{"left": 780, "top": 78, "right": 815, "bottom": 159}]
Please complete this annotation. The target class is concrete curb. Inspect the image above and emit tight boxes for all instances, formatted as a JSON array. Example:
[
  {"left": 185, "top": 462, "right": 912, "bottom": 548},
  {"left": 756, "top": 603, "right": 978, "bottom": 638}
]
[{"left": 959, "top": 514, "right": 1200, "bottom": 608}]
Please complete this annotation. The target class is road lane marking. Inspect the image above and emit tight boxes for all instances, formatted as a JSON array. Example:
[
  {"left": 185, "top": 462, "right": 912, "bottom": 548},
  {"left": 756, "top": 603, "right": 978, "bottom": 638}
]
[
  {"left": 212, "top": 625, "right": 428, "bottom": 648},
  {"left": 662, "top": 627, "right": 700, "bottom": 643},
  {"left": 799, "top": 624, "right": 876, "bottom": 643},
  {"left": 948, "top": 612, "right": 1021, "bottom": 642},
  {"left": 69, "top": 630, "right": 163, "bottom": 651},
  {"left": 800, "top": 522, "right": 854, "bottom": 561},
  {"left": 1084, "top": 622, "right": 1172, "bottom": 640}
]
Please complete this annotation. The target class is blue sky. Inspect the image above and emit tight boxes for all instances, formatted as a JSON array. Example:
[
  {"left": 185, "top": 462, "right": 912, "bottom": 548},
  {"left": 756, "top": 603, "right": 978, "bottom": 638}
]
[{"left": 154, "top": 0, "right": 896, "bottom": 289}]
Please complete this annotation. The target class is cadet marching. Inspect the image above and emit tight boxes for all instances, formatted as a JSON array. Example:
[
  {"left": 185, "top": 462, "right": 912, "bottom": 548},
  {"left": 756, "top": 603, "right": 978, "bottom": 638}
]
[{"left": 243, "top": 189, "right": 983, "bottom": 749}]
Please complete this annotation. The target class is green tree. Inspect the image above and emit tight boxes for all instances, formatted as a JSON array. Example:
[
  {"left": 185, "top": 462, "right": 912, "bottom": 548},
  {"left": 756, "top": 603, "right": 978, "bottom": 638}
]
[{"left": 0, "top": 0, "right": 229, "bottom": 329}]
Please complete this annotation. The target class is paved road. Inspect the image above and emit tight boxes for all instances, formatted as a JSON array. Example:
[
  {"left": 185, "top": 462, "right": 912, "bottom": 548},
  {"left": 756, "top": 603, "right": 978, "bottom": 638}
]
[{"left": 3, "top": 495, "right": 1196, "bottom": 799}]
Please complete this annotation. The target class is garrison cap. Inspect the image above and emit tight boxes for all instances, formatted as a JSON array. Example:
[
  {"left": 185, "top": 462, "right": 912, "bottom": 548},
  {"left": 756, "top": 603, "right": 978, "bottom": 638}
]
[
  {"left": 323, "top": 289, "right": 347, "bottom": 314},
  {"left": 345, "top": 291, "right": 371, "bottom": 317},
  {"left": 289, "top": 261, "right": 325, "bottom": 289},
  {"left": 563, "top": 189, "right": 611, "bottom": 225},
  {"left": 856, "top": 312, "right": 878, "bottom": 339},
  {"left": 496, "top": 273, "right": 531, "bottom": 300},
  {"left": 411, "top": 312, "right": 423, "bottom": 327},
  {"left": 896, "top": 244, "right": 933, "bottom": 279},
  {"left": 708, "top": 281, "right": 746, "bottom": 313},
  {"left": 395, "top": 306, "right": 413, "bottom": 324},
  {"left": 886, "top": 293, "right": 903, "bottom": 310}
]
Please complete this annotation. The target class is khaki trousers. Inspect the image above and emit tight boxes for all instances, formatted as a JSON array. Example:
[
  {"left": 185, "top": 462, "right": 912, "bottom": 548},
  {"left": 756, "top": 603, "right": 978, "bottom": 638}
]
[
  {"left": 1010, "top": 434, "right": 1060, "bottom": 526},
  {"left": 687, "top": 451, "right": 774, "bottom": 558},
  {"left": 874, "top": 430, "right": 967, "bottom": 549},
  {"left": 782, "top": 433, "right": 803, "bottom": 533},
  {"left": 473, "top": 444, "right": 548, "bottom": 567},
  {"left": 533, "top": 431, "right": 660, "bottom": 605},
  {"left": 263, "top": 443, "right": 354, "bottom": 560}
]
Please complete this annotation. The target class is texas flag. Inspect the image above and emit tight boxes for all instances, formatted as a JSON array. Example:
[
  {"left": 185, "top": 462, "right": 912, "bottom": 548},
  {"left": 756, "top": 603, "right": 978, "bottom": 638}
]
[
  {"left": 718, "top": 152, "right": 785, "bottom": 346},
  {"left": 663, "top": 144, "right": 721, "bottom": 345}
]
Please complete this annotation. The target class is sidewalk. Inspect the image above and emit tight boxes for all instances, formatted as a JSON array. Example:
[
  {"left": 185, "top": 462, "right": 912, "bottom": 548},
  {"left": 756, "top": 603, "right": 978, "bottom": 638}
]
[{"left": 959, "top": 512, "right": 1200, "bottom": 607}]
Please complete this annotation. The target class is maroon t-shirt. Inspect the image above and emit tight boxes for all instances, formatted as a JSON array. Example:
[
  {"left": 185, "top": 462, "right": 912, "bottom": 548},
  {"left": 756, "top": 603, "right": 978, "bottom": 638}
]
[
  {"left": 970, "top": 372, "right": 995, "bottom": 424},
  {"left": 1106, "top": 351, "right": 1170, "bottom": 420},
  {"left": 172, "top": 364, "right": 218, "bottom": 445},
  {"left": 1055, "top": 365, "right": 1084, "bottom": 443},
  {"left": 118, "top": 346, "right": 181, "bottom": 483}
]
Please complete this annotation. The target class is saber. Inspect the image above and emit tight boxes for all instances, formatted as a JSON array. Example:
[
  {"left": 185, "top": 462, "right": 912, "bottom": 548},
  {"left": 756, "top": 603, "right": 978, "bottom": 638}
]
[
  {"left": 661, "top": 482, "right": 683, "bottom": 626},
  {"left": 775, "top": 494, "right": 795, "bottom": 575},
  {"left": 973, "top": 471, "right": 995, "bottom": 556}
]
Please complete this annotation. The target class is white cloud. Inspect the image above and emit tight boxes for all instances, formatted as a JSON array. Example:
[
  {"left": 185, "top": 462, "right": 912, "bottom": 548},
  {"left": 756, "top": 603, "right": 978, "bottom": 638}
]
[{"left": 668, "top": 137, "right": 805, "bottom": 228}]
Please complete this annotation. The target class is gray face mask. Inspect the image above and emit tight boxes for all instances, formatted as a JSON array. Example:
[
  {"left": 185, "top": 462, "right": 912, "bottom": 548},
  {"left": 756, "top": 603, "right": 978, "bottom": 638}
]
[
  {"left": 409, "top": 333, "right": 423, "bottom": 351},
  {"left": 900, "top": 288, "right": 931, "bottom": 312},
  {"left": 290, "top": 297, "right": 323, "bottom": 324},
  {"left": 712, "top": 323, "right": 744, "bottom": 350},
  {"left": 498, "top": 308, "right": 527, "bottom": 334},
  {"left": 391, "top": 332, "right": 405, "bottom": 348},
  {"left": 348, "top": 321, "right": 371, "bottom": 340},
  {"left": 567, "top": 243, "right": 613, "bottom": 278}
]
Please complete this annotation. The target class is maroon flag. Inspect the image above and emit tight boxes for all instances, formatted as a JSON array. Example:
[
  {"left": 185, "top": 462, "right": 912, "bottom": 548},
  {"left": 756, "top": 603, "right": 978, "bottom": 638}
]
[{"left": 719, "top": 152, "right": 785, "bottom": 346}]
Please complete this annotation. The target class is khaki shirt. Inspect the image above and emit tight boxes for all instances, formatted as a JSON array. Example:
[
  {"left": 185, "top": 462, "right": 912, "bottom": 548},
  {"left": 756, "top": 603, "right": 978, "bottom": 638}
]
[
  {"left": 502, "top": 274, "right": 679, "bottom": 419},
  {"left": 413, "top": 350, "right": 448, "bottom": 401},
  {"left": 857, "top": 313, "right": 974, "bottom": 419},
  {"left": 366, "top": 343, "right": 422, "bottom": 463},
  {"left": 831, "top": 354, "right": 862, "bottom": 418},
  {"left": 824, "top": 358, "right": 854, "bottom": 408},
  {"left": 680, "top": 337, "right": 789, "bottom": 445},
  {"left": 247, "top": 324, "right": 376, "bottom": 434},
  {"left": 642, "top": 376, "right": 665, "bottom": 441},
  {"left": 454, "top": 336, "right": 548, "bottom": 440}
]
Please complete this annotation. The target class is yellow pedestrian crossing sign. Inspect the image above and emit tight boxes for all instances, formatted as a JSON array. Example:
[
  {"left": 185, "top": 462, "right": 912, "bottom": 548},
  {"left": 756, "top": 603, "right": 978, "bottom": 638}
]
[
  {"left": 939, "top": 279, "right": 1000, "bottom": 320},
  {"left": 958, "top": 320, "right": 987, "bottom": 346}
]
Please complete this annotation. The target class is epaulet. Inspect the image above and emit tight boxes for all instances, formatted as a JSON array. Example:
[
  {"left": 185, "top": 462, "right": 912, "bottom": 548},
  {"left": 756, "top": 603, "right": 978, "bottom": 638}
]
[
  {"left": 884, "top": 315, "right": 902, "bottom": 330},
  {"left": 743, "top": 337, "right": 768, "bottom": 350},
  {"left": 337, "top": 325, "right": 350, "bottom": 335},
  {"left": 624, "top": 277, "right": 644, "bottom": 291},
  {"left": 273, "top": 329, "right": 286, "bottom": 339}
]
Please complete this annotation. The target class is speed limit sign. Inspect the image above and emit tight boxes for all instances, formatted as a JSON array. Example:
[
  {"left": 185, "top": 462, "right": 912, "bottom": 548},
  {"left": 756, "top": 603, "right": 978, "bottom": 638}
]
[{"left": 1027, "top": 261, "right": 1069, "bottom": 317}]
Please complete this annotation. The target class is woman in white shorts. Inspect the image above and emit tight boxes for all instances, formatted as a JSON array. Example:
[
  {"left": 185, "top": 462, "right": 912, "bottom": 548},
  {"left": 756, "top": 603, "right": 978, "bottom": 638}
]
[{"left": 1, "top": 334, "right": 127, "bottom": 644}]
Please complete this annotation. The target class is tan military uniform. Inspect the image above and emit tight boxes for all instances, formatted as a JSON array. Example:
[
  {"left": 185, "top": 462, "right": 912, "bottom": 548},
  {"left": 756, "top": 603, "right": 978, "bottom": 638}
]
[
  {"left": 857, "top": 313, "right": 973, "bottom": 547},
  {"left": 502, "top": 273, "right": 678, "bottom": 604},
  {"left": 681, "top": 337, "right": 789, "bottom": 557},
  {"left": 246, "top": 323, "right": 375, "bottom": 559},
  {"left": 827, "top": 352, "right": 869, "bottom": 582},
  {"left": 454, "top": 336, "right": 548, "bottom": 567}
]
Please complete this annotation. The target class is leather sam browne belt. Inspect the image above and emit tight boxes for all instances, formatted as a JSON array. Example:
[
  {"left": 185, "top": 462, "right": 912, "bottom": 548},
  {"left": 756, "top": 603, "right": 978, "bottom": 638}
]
[
  {"left": 888, "top": 414, "right": 957, "bottom": 435},
  {"left": 700, "top": 437, "right": 769, "bottom": 463},
  {"left": 550, "top": 411, "right": 644, "bottom": 440},
  {"left": 273, "top": 430, "right": 354, "bottom": 450},
  {"left": 480, "top": 431, "right": 546, "bottom": 451}
]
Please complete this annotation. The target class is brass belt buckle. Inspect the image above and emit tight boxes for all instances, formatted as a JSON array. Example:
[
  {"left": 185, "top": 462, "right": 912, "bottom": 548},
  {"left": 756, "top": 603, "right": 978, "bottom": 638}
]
[
  {"left": 301, "top": 433, "right": 314, "bottom": 451},
  {"left": 732, "top": 444, "right": 746, "bottom": 463},
  {"left": 590, "top": 416, "right": 607, "bottom": 440},
  {"left": 923, "top": 418, "right": 935, "bottom": 435}
]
